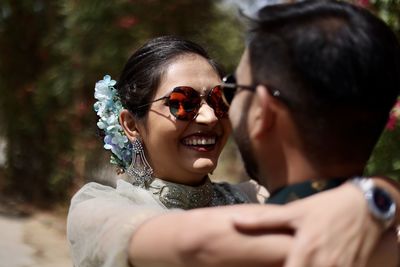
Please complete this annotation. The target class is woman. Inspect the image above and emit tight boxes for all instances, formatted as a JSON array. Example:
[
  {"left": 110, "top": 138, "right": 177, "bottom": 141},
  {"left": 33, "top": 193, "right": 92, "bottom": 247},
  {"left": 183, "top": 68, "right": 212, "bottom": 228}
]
[
  {"left": 68, "top": 36, "right": 264, "bottom": 267},
  {"left": 67, "top": 36, "right": 399, "bottom": 267}
]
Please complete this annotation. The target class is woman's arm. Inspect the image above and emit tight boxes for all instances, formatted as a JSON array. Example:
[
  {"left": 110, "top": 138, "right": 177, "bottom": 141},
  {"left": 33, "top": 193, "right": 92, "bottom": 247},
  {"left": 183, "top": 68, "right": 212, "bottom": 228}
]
[
  {"left": 67, "top": 181, "right": 167, "bottom": 267},
  {"left": 233, "top": 179, "right": 269, "bottom": 203}
]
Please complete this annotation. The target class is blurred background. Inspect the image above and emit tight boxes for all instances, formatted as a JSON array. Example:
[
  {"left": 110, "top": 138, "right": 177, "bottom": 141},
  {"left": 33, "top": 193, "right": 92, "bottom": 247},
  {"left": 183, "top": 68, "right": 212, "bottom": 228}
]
[
  {"left": 0, "top": 0, "right": 399, "bottom": 264},
  {"left": 0, "top": 0, "right": 399, "bottom": 266}
]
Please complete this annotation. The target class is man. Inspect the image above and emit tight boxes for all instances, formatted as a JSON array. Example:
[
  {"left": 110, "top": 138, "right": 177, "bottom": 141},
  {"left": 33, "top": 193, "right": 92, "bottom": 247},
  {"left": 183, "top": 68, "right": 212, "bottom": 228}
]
[
  {"left": 227, "top": 0, "right": 400, "bottom": 265},
  {"left": 129, "top": 2, "right": 400, "bottom": 267},
  {"left": 230, "top": 0, "right": 400, "bottom": 204}
]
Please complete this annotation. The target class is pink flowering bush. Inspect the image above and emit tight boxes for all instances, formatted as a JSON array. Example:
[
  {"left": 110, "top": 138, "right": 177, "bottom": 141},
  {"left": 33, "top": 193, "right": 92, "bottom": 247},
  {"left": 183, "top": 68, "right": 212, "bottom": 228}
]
[
  {"left": 386, "top": 99, "right": 400, "bottom": 131},
  {"left": 359, "top": 0, "right": 400, "bottom": 181},
  {"left": 365, "top": 98, "right": 400, "bottom": 181}
]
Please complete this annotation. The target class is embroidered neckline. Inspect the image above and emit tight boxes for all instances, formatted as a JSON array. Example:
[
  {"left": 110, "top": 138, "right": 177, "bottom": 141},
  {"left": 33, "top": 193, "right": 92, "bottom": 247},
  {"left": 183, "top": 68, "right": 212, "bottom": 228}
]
[{"left": 147, "top": 177, "right": 214, "bottom": 209}]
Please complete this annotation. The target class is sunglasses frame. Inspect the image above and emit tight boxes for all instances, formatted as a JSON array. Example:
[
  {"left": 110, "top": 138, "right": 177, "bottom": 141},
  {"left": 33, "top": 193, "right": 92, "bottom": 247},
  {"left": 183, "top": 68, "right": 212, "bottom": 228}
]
[
  {"left": 221, "top": 74, "right": 282, "bottom": 106},
  {"left": 136, "top": 85, "right": 229, "bottom": 120}
]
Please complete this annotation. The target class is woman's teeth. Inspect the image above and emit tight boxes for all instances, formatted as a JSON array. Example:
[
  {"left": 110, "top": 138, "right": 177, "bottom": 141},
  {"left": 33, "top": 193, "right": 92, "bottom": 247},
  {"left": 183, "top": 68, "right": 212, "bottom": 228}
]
[{"left": 183, "top": 137, "right": 216, "bottom": 146}]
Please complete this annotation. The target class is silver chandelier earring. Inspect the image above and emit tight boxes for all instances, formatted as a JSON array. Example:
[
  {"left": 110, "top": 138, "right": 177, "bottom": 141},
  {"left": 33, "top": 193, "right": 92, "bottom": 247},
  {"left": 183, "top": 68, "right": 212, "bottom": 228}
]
[{"left": 126, "top": 137, "right": 154, "bottom": 188}]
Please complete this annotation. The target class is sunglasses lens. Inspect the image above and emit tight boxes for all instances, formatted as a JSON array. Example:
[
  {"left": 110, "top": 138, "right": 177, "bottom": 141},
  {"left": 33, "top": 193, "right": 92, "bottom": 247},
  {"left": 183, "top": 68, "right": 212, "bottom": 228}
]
[
  {"left": 221, "top": 75, "right": 237, "bottom": 105},
  {"left": 221, "top": 87, "right": 235, "bottom": 105},
  {"left": 168, "top": 87, "right": 200, "bottom": 120},
  {"left": 208, "top": 86, "right": 229, "bottom": 117},
  {"left": 223, "top": 74, "right": 236, "bottom": 84},
  {"left": 167, "top": 86, "right": 230, "bottom": 120}
]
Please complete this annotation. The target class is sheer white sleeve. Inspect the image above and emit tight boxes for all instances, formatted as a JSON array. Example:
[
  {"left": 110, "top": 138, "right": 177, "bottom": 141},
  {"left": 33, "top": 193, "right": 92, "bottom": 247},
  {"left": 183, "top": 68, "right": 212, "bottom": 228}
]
[
  {"left": 67, "top": 179, "right": 169, "bottom": 267},
  {"left": 232, "top": 180, "right": 270, "bottom": 203}
]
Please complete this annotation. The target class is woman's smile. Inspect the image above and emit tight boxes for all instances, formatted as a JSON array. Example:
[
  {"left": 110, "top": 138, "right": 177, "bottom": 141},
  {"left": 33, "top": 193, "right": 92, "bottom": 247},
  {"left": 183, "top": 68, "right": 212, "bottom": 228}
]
[{"left": 181, "top": 132, "right": 219, "bottom": 152}]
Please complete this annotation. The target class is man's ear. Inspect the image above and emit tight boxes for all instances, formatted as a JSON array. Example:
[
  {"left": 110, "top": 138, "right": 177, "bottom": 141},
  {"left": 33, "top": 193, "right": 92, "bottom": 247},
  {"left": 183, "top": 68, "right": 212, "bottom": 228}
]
[
  {"left": 119, "top": 109, "right": 140, "bottom": 142},
  {"left": 249, "top": 85, "right": 276, "bottom": 139}
]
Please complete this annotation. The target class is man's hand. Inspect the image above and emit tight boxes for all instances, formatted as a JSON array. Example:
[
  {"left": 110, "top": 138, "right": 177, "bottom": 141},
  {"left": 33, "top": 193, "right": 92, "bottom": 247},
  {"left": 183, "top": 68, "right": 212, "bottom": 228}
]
[
  {"left": 233, "top": 183, "right": 385, "bottom": 267},
  {"left": 130, "top": 182, "right": 398, "bottom": 267}
]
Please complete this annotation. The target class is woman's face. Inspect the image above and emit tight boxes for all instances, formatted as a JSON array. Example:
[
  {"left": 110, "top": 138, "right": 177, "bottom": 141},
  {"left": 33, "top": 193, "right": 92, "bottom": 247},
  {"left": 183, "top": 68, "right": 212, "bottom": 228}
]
[{"left": 136, "top": 53, "right": 231, "bottom": 185}]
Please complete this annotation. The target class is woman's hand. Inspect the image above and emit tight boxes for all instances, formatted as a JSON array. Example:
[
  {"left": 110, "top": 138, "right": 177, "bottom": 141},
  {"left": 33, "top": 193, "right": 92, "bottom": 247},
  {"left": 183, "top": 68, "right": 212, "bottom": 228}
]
[{"left": 233, "top": 183, "right": 387, "bottom": 267}]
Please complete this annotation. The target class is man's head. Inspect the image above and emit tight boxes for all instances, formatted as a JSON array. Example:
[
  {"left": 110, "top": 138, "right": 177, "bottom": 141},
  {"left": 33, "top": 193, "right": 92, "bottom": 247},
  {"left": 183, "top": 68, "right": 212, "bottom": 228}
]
[{"left": 229, "top": 0, "right": 400, "bottom": 186}]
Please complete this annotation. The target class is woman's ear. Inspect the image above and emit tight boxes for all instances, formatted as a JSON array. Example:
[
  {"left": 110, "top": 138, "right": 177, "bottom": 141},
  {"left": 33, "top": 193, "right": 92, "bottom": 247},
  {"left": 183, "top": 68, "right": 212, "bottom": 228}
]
[
  {"left": 119, "top": 109, "right": 140, "bottom": 142},
  {"left": 249, "top": 85, "right": 276, "bottom": 139}
]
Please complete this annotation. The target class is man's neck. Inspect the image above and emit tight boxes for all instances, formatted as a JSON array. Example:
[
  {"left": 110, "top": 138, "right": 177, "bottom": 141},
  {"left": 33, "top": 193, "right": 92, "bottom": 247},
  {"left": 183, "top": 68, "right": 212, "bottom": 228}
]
[{"left": 260, "top": 150, "right": 365, "bottom": 194}]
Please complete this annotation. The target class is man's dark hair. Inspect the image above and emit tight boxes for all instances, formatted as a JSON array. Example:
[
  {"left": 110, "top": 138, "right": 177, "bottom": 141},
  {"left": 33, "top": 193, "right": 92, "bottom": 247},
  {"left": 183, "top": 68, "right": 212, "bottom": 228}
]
[{"left": 247, "top": 0, "right": 400, "bottom": 166}]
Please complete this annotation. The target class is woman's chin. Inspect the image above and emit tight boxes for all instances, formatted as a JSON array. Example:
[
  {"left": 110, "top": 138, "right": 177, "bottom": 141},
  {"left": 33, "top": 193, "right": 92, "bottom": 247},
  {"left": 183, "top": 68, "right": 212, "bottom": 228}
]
[{"left": 191, "top": 158, "right": 217, "bottom": 174}]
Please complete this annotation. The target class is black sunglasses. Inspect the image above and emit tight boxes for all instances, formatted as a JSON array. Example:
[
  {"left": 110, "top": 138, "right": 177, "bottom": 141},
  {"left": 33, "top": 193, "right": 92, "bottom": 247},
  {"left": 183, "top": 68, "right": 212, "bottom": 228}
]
[
  {"left": 136, "top": 85, "right": 229, "bottom": 121},
  {"left": 221, "top": 74, "right": 282, "bottom": 106}
]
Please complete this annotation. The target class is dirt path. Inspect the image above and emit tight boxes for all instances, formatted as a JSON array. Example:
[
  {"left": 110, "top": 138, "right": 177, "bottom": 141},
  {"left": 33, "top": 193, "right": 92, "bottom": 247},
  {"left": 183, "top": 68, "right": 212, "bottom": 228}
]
[{"left": 0, "top": 212, "right": 71, "bottom": 267}]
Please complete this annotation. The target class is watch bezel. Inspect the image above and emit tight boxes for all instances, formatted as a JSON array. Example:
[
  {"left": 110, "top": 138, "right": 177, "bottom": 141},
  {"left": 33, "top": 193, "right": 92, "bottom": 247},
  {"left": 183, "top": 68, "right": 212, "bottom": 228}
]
[
  {"left": 351, "top": 177, "right": 396, "bottom": 229},
  {"left": 365, "top": 187, "right": 396, "bottom": 222}
]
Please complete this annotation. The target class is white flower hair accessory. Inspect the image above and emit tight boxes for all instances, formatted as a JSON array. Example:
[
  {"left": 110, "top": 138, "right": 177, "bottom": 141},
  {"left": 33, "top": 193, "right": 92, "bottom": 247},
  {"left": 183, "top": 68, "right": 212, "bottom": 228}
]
[{"left": 94, "top": 75, "right": 132, "bottom": 171}]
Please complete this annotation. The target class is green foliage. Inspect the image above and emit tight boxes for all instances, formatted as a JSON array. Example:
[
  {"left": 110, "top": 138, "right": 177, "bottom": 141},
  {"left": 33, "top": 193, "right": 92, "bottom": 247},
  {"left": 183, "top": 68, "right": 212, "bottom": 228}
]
[
  {"left": 371, "top": 0, "right": 400, "bottom": 36},
  {"left": 364, "top": 0, "right": 400, "bottom": 181},
  {"left": 365, "top": 97, "right": 400, "bottom": 181},
  {"left": 0, "top": 0, "right": 243, "bottom": 205},
  {"left": 1, "top": 0, "right": 398, "bottom": 205},
  {"left": 365, "top": 126, "right": 400, "bottom": 180},
  {"left": 196, "top": 3, "right": 245, "bottom": 73},
  {"left": 0, "top": 0, "right": 72, "bottom": 204}
]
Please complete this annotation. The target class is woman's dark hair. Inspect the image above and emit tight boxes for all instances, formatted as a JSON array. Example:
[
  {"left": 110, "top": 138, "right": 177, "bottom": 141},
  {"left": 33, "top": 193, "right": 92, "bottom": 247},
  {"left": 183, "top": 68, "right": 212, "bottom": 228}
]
[{"left": 116, "top": 35, "right": 223, "bottom": 118}]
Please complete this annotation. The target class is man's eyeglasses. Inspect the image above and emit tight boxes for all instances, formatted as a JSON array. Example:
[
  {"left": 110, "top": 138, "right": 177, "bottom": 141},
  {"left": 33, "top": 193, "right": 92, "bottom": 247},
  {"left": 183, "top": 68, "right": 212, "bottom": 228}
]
[
  {"left": 136, "top": 85, "right": 229, "bottom": 121},
  {"left": 221, "top": 74, "right": 282, "bottom": 106}
]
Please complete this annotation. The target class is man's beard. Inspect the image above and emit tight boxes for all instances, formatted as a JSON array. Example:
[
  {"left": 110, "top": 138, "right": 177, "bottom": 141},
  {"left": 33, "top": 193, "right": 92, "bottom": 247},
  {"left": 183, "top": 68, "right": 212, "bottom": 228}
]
[{"left": 232, "top": 99, "right": 259, "bottom": 181}]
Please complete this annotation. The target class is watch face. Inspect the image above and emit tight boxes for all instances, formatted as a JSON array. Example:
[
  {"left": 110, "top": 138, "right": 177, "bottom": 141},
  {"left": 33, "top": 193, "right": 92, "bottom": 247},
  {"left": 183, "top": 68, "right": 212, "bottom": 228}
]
[{"left": 373, "top": 187, "right": 394, "bottom": 213}]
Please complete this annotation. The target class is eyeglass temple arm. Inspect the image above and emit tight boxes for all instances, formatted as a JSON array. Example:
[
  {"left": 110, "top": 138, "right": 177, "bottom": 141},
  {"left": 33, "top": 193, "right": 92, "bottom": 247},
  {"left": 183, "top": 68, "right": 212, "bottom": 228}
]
[
  {"left": 222, "top": 82, "right": 255, "bottom": 91},
  {"left": 221, "top": 83, "right": 236, "bottom": 89},
  {"left": 223, "top": 82, "right": 281, "bottom": 98},
  {"left": 135, "top": 96, "right": 169, "bottom": 110}
]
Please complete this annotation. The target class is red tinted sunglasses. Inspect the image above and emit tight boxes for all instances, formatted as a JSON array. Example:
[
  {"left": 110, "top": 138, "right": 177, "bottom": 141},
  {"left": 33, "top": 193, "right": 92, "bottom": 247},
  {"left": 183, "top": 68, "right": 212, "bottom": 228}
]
[{"left": 137, "top": 86, "right": 230, "bottom": 120}]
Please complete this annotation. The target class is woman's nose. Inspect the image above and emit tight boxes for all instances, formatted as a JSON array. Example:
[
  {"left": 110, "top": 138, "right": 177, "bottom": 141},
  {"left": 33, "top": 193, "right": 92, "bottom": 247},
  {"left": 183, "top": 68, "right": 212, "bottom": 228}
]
[{"left": 195, "top": 102, "right": 218, "bottom": 126}]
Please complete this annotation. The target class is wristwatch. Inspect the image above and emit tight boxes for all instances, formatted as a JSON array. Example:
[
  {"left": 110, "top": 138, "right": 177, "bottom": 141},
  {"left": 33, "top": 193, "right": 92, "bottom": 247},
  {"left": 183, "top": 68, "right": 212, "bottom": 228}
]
[{"left": 350, "top": 177, "right": 396, "bottom": 229}]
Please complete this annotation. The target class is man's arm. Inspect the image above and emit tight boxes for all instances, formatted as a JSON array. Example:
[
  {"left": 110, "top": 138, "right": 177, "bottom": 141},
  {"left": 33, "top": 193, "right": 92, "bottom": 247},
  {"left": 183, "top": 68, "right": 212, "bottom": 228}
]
[
  {"left": 129, "top": 206, "right": 290, "bottom": 267},
  {"left": 234, "top": 177, "right": 400, "bottom": 267},
  {"left": 129, "top": 202, "right": 398, "bottom": 267}
]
